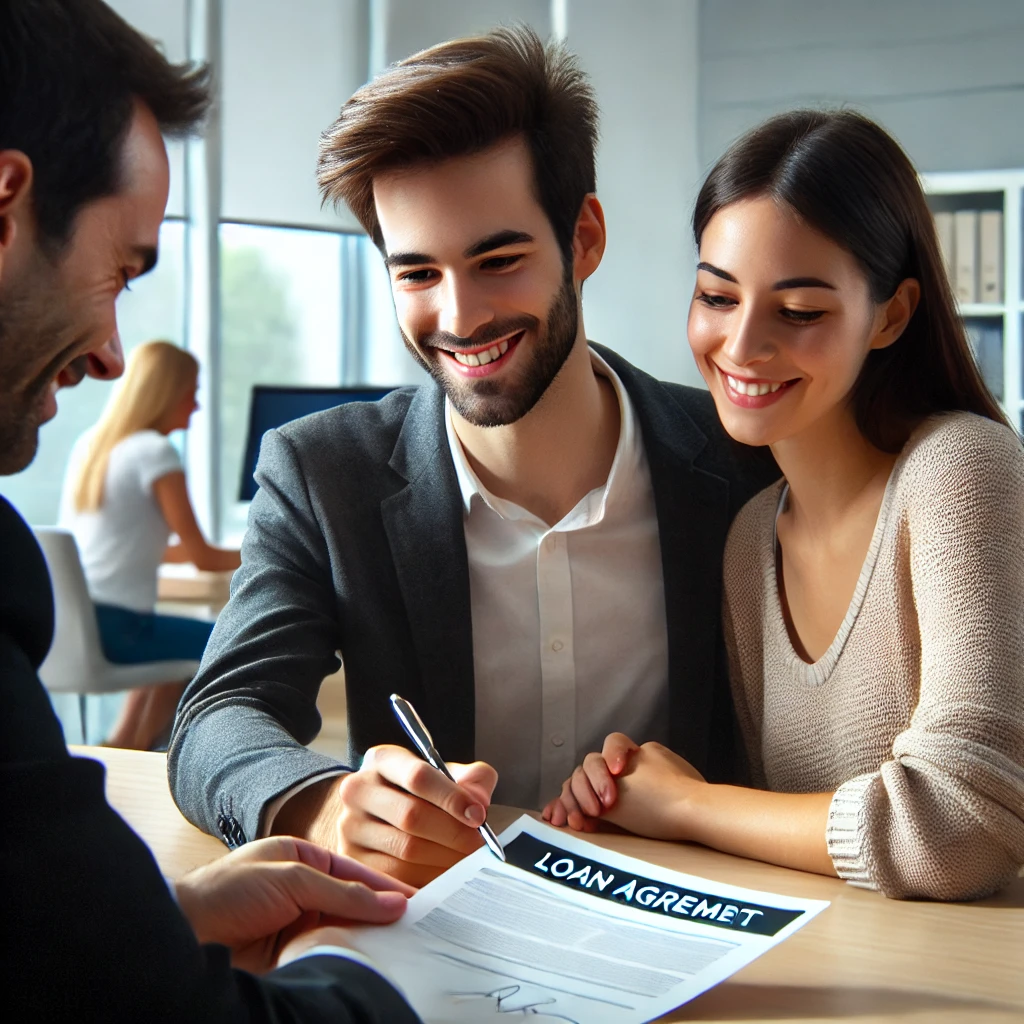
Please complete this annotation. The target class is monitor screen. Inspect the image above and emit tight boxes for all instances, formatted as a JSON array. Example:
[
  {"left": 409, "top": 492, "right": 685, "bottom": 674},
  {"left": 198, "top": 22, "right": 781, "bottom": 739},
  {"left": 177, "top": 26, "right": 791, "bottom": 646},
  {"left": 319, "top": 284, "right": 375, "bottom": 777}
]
[{"left": 238, "top": 385, "right": 398, "bottom": 501}]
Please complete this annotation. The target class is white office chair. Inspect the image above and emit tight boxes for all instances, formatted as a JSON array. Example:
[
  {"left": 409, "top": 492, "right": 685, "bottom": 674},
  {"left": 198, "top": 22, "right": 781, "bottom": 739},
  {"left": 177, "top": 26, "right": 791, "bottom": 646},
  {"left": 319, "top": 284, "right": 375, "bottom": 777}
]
[{"left": 33, "top": 528, "right": 200, "bottom": 741}]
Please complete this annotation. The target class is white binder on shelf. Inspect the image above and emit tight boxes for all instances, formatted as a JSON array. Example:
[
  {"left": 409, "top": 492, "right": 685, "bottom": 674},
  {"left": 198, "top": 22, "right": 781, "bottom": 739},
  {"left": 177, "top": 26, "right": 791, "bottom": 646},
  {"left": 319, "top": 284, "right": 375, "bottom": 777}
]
[
  {"left": 979, "top": 211, "right": 1003, "bottom": 304},
  {"left": 954, "top": 210, "right": 978, "bottom": 304},
  {"left": 934, "top": 211, "right": 955, "bottom": 290}
]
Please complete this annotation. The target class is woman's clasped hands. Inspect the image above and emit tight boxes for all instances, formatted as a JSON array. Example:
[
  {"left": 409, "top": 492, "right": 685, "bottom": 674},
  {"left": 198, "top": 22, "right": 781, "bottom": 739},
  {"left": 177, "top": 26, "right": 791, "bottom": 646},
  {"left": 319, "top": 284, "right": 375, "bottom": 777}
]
[{"left": 542, "top": 732, "right": 708, "bottom": 840}]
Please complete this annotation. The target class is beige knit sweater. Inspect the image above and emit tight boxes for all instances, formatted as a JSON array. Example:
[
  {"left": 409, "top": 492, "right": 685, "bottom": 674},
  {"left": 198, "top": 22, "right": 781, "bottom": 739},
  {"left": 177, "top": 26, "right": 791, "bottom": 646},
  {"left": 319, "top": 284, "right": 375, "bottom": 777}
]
[{"left": 723, "top": 412, "right": 1024, "bottom": 900}]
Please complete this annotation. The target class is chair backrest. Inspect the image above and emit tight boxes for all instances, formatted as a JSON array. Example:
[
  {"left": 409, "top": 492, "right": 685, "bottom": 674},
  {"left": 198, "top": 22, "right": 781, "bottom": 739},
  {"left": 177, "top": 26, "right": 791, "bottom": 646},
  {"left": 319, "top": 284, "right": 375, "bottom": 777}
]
[{"left": 33, "top": 528, "right": 107, "bottom": 692}]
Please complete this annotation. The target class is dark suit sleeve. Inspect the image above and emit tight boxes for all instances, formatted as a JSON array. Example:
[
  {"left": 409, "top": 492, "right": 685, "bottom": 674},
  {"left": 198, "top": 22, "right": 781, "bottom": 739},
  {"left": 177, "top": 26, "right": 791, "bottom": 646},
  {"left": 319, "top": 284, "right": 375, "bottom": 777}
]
[
  {"left": 0, "top": 632, "right": 419, "bottom": 1024},
  {"left": 169, "top": 429, "right": 352, "bottom": 843}
]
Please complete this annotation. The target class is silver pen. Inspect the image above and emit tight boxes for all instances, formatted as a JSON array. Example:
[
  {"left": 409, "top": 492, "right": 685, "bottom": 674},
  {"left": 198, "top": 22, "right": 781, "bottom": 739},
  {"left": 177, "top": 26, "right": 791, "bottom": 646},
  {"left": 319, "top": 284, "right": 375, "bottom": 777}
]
[{"left": 389, "top": 693, "right": 506, "bottom": 862}]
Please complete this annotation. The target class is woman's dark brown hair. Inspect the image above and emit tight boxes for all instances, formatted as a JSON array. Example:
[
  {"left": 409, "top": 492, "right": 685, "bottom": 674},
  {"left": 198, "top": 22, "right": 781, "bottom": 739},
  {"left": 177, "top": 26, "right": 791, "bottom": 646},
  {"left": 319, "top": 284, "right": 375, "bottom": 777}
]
[
  {"left": 693, "top": 109, "right": 1011, "bottom": 451},
  {"left": 317, "top": 25, "right": 599, "bottom": 260}
]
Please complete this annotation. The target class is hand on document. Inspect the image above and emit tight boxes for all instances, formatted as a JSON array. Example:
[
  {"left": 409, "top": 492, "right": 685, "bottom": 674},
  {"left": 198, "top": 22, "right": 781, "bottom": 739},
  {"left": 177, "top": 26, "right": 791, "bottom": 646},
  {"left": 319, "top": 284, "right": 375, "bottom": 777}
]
[
  {"left": 334, "top": 744, "right": 499, "bottom": 888},
  {"left": 173, "top": 835, "right": 413, "bottom": 972},
  {"left": 346, "top": 816, "right": 830, "bottom": 1024},
  {"left": 542, "top": 733, "right": 706, "bottom": 841}
]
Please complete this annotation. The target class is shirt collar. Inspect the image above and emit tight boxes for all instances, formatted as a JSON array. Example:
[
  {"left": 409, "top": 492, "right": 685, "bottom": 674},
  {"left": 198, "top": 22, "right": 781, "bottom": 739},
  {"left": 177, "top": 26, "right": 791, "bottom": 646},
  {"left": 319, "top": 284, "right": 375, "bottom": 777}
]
[{"left": 444, "top": 347, "right": 639, "bottom": 525}]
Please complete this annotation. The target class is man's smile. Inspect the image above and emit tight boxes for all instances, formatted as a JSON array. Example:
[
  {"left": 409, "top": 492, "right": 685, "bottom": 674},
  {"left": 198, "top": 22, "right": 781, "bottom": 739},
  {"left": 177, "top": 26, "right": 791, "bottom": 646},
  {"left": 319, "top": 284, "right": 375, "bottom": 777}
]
[{"left": 437, "top": 329, "right": 525, "bottom": 377}]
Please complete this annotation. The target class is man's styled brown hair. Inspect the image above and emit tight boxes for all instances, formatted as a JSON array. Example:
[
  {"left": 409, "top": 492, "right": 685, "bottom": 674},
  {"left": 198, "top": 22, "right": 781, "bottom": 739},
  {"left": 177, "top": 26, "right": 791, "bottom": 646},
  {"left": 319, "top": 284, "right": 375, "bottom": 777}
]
[{"left": 317, "top": 25, "right": 599, "bottom": 259}]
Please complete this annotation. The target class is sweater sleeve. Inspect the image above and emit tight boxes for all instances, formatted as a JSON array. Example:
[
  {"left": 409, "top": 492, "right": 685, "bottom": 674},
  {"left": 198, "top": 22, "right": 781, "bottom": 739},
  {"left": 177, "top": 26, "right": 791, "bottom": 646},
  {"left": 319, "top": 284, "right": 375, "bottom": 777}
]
[{"left": 827, "top": 416, "right": 1024, "bottom": 900}]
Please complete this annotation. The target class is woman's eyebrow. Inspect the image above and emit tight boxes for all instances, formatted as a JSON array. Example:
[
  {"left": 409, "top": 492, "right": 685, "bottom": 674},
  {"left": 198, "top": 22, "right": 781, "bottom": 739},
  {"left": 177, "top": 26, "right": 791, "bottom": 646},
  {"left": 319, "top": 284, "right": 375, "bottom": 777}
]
[
  {"left": 696, "top": 261, "right": 737, "bottom": 283},
  {"left": 697, "top": 262, "right": 836, "bottom": 291},
  {"left": 773, "top": 276, "right": 836, "bottom": 291}
]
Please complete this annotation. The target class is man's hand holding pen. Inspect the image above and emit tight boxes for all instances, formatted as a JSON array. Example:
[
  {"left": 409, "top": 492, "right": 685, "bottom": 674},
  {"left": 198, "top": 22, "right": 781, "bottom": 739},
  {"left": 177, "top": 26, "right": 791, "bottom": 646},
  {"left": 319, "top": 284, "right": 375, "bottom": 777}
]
[{"left": 272, "top": 746, "right": 498, "bottom": 888}]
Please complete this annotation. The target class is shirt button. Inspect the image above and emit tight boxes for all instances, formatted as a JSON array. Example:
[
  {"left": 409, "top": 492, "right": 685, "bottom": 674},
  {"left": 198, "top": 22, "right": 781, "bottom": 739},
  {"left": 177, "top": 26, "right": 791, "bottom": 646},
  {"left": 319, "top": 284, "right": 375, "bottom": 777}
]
[
  {"left": 551, "top": 734, "right": 565, "bottom": 747},
  {"left": 551, "top": 639, "right": 564, "bottom": 652}
]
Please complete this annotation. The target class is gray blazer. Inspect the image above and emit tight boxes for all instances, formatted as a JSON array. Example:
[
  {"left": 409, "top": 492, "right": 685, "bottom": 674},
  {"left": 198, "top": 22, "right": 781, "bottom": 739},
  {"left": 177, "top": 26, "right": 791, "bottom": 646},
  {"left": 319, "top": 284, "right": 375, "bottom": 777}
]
[{"left": 168, "top": 346, "right": 778, "bottom": 845}]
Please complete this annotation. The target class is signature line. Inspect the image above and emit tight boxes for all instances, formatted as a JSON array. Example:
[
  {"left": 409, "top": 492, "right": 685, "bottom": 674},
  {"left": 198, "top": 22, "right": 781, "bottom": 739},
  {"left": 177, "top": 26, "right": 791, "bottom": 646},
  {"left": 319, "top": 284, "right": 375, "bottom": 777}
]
[{"left": 433, "top": 951, "right": 635, "bottom": 1010}]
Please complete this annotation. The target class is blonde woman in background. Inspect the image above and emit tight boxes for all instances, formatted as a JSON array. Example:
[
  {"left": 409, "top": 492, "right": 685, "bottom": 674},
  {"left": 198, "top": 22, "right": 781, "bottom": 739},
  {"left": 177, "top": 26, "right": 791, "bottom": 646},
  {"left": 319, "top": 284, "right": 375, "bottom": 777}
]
[{"left": 59, "top": 341, "right": 240, "bottom": 749}]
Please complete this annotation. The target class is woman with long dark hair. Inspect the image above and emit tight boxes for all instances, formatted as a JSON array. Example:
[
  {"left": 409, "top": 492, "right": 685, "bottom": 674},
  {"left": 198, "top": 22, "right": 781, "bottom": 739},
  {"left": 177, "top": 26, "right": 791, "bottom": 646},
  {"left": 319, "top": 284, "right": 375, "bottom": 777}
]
[{"left": 544, "top": 110, "right": 1024, "bottom": 900}]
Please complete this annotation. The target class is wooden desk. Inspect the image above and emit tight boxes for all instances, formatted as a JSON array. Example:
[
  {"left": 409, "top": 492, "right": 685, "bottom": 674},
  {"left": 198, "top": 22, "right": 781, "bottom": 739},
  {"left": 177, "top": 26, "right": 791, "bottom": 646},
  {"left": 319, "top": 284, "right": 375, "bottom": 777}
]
[
  {"left": 70, "top": 745, "right": 225, "bottom": 877},
  {"left": 74, "top": 745, "right": 1024, "bottom": 1023},
  {"left": 156, "top": 564, "right": 233, "bottom": 608}
]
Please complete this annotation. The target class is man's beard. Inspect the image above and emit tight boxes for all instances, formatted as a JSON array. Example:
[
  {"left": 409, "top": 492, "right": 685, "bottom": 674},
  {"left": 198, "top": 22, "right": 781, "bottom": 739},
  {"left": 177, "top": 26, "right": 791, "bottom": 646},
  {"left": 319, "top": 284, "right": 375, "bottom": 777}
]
[
  {"left": 401, "top": 262, "right": 579, "bottom": 428},
  {"left": 0, "top": 257, "right": 77, "bottom": 475}
]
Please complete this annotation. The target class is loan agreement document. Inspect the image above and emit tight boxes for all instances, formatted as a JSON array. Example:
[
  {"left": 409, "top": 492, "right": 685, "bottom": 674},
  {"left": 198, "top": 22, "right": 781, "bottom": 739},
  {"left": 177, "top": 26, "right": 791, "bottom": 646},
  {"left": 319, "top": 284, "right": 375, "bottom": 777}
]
[{"left": 349, "top": 816, "right": 829, "bottom": 1023}]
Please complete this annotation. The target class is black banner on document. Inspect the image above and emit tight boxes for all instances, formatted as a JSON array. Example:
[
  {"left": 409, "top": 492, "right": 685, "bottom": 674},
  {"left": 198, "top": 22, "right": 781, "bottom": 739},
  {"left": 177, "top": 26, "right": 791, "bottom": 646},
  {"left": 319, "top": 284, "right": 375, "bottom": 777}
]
[{"left": 505, "top": 832, "right": 804, "bottom": 937}]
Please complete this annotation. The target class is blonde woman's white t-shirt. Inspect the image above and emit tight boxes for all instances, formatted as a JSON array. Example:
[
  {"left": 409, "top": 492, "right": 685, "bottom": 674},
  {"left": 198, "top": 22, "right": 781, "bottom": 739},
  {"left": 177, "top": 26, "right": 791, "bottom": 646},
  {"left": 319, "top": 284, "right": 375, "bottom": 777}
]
[{"left": 58, "top": 429, "right": 182, "bottom": 612}]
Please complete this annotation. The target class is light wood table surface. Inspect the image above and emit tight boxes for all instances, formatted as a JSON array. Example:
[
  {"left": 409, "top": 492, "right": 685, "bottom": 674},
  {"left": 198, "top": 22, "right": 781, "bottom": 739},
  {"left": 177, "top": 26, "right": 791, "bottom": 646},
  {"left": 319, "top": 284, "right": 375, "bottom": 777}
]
[
  {"left": 73, "top": 744, "right": 1024, "bottom": 1023},
  {"left": 156, "top": 564, "right": 233, "bottom": 608}
]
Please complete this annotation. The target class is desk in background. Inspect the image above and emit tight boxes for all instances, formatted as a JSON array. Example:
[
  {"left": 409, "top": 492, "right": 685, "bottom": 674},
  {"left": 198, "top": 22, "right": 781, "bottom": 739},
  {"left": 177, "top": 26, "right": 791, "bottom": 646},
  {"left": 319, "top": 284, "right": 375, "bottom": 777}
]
[
  {"left": 73, "top": 744, "right": 1024, "bottom": 1023},
  {"left": 155, "top": 563, "right": 233, "bottom": 633},
  {"left": 156, "top": 563, "right": 233, "bottom": 616}
]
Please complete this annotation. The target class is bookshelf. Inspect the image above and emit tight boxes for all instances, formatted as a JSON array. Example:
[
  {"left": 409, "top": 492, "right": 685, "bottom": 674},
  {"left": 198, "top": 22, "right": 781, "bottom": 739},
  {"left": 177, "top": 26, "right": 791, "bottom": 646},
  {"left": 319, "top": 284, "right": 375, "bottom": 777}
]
[{"left": 922, "top": 169, "right": 1024, "bottom": 431}]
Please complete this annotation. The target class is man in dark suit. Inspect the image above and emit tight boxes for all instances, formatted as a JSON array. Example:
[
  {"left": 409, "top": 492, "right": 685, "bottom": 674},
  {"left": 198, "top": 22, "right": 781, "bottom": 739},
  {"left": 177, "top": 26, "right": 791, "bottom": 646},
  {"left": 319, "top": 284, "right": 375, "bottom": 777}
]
[
  {"left": 170, "top": 26, "right": 778, "bottom": 888},
  {"left": 1, "top": 1, "right": 419, "bottom": 1019}
]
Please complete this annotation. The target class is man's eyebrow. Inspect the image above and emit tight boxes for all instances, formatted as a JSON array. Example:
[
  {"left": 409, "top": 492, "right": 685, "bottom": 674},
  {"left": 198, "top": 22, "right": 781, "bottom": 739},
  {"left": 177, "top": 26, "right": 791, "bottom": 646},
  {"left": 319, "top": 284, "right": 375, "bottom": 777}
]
[
  {"left": 696, "top": 261, "right": 737, "bottom": 283},
  {"left": 134, "top": 246, "right": 158, "bottom": 276},
  {"left": 383, "top": 251, "right": 433, "bottom": 270},
  {"left": 772, "top": 276, "right": 836, "bottom": 291},
  {"left": 464, "top": 230, "right": 534, "bottom": 259},
  {"left": 383, "top": 230, "right": 535, "bottom": 270}
]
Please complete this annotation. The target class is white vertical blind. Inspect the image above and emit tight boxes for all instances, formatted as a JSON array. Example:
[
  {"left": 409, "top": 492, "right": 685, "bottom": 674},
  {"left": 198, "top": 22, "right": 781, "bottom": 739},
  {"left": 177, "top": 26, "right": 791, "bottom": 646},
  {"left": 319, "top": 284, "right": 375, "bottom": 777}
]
[
  {"left": 106, "top": 0, "right": 189, "bottom": 218},
  {"left": 220, "top": 0, "right": 367, "bottom": 231}
]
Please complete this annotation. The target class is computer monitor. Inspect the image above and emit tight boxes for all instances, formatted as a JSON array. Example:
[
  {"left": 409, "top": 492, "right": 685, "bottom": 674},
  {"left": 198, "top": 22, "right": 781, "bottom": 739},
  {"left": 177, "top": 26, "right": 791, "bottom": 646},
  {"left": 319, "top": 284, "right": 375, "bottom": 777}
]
[{"left": 238, "top": 385, "right": 398, "bottom": 501}]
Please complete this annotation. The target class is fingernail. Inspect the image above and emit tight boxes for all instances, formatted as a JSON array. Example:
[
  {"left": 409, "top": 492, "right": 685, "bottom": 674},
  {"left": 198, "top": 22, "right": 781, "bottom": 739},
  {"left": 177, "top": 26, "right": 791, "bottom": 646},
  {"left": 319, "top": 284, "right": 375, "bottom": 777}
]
[
  {"left": 465, "top": 804, "right": 485, "bottom": 827},
  {"left": 379, "top": 891, "right": 407, "bottom": 910},
  {"left": 603, "top": 788, "right": 614, "bottom": 805}
]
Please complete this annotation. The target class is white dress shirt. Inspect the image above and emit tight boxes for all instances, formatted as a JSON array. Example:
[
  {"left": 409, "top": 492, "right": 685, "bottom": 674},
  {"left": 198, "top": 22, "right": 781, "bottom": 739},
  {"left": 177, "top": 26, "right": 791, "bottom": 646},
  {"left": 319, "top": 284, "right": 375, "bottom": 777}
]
[
  {"left": 451, "top": 349, "right": 669, "bottom": 809},
  {"left": 262, "top": 348, "right": 669, "bottom": 832}
]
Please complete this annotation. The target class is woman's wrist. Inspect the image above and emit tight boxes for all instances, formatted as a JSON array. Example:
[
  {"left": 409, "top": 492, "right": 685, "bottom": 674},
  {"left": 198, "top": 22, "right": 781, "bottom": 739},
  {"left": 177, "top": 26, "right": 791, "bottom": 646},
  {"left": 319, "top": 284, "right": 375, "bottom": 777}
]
[{"left": 673, "top": 779, "right": 718, "bottom": 845}]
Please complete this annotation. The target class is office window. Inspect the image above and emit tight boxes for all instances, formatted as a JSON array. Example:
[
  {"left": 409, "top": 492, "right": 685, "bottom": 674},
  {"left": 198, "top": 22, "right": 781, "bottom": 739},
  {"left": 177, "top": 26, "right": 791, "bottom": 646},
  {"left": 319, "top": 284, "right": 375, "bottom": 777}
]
[
  {"left": 218, "top": 223, "right": 345, "bottom": 542},
  {"left": 0, "top": 220, "right": 187, "bottom": 526}
]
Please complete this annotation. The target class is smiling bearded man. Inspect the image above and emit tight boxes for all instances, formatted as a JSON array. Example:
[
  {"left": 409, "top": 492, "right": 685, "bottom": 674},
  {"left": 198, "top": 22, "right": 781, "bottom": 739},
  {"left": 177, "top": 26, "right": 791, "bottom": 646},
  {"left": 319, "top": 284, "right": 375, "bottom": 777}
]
[
  {"left": 404, "top": 257, "right": 577, "bottom": 428},
  {"left": 1, "top": 2, "right": 421, "bottom": 1021},
  {"left": 169, "top": 24, "right": 780, "bottom": 891},
  {"left": 0, "top": 250, "right": 77, "bottom": 471}
]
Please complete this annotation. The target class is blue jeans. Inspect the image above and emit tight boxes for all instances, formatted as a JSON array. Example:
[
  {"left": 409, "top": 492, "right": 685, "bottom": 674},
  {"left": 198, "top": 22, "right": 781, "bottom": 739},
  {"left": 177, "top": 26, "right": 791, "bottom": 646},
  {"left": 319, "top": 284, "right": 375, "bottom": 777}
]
[{"left": 94, "top": 603, "right": 214, "bottom": 664}]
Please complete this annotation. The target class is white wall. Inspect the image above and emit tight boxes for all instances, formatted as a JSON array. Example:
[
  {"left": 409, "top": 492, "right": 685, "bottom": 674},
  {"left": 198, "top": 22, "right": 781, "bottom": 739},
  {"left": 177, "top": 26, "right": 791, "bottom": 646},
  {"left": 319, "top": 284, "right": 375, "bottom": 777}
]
[
  {"left": 381, "top": 0, "right": 551, "bottom": 64},
  {"left": 567, "top": 0, "right": 702, "bottom": 385},
  {"left": 698, "top": 0, "right": 1024, "bottom": 174},
  {"left": 221, "top": 0, "right": 368, "bottom": 230}
]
